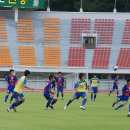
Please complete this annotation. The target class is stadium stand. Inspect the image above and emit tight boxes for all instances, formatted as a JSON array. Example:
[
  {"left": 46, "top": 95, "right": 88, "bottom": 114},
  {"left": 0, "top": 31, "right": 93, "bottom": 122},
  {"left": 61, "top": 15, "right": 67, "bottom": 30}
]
[
  {"left": 92, "top": 47, "right": 111, "bottom": 68},
  {"left": 70, "top": 18, "right": 91, "bottom": 44},
  {"left": 44, "top": 18, "right": 60, "bottom": 44},
  {"left": 0, "top": 16, "right": 8, "bottom": 42},
  {"left": 0, "top": 46, "right": 12, "bottom": 66},
  {"left": 122, "top": 19, "right": 130, "bottom": 44},
  {"left": 116, "top": 48, "right": 130, "bottom": 68},
  {"left": 44, "top": 46, "right": 61, "bottom": 66},
  {"left": 18, "top": 46, "right": 36, "bottom": 66},
  {"left": 94, "top": 19, "right": 114, "bottom": 44},
  {"left": 17, "top": 17, "right": 34, "bottom": 43},
  {"left": 68, "top": 47, "right": 85, "bottom": 67}
]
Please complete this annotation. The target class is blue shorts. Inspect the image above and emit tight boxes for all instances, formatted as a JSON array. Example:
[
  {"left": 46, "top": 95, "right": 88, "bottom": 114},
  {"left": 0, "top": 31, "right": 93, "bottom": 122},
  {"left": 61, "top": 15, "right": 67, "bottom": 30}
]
[
  {"left": 91, "top": 87, "right": 98, "bottom": 93},
  {"left": 117, "top": 95, "right": 129, "bottom": 102},
  {"left": 112, "top": 85, "right": 118, "bottom": 90},
  {"left": 73, "top": 92, "right": 86, "bottom": 99},
  {"left": 7, "top": 87, "right": 15, "bottom": 94},
  {"left": 13, "top": 92, "right": 24, "bottom": 100},
  {"left": 44, "top": 93, "right": 54, "bottom": 101},
  {"left": 57, "top": 86, "right": 64, "bottom": 92}
]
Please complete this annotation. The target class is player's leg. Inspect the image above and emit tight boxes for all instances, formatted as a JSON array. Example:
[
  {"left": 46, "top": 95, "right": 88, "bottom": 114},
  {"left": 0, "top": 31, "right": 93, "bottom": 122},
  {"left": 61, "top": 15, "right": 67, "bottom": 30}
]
[
  {"left": 64, "top": 92, "right": 78, "bottom": 110},
  {"left": 127, "top": 104, "right": 130, "bottom": 117},
  {"left": 46, "top": 100, "right": 51, "bottom": 109},
  {"left": 50, "top": 97, "right": 58, "bottom": 109},
  {"left": 91, "top": 87, "right": 94, "bottom": 101},
  {"left": 115, "top": 101, "right": 127, "bottom": 110},
  {"left": 112, "top": 100, "right": 120, "bottom": 107},
  {"left": 10, "top": 93, "right": 14, "bottom": 104},
  {"left": 57, "top": 87, "right": 59, "bottom": 98},
  {"left": 94, "top": 88, "right": 98, "bottom": 101},
  {"left": 116, "top": 89, "right": 119, "bottom": 96},
  {"left": 61, "top": 88, "right": 64, "bottom": 100},
  {"left": 4, "top": 89, "right": 10, "bottom": 103},
  {"left": 80, "top": 92, "right": 87, "bottom": 110},
  {"left": 108, "top": 87, "right": 114, "bottom": 96}
]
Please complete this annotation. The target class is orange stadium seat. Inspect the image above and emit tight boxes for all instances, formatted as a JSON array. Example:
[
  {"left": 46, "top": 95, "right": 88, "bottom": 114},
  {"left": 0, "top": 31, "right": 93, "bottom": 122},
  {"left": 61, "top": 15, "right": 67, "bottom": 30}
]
[
  {"left": 68, "top": 47, "right": 85, "bottom": 67},
  {"left": 44, "top": 46, "right": 61, "bottom": 66},
  {"left": 18, "top": 46, "right": 36, "bottom": 66},
  {"left": 92, "top": 47, "right": 111, "bottom": 68},
  {"left": 0, "top": 16, "right": 8, "bottom": 42},
  {"left": 44, "top": 18, "right": 60, "bottom": 44},
  {"left": 17, "top": 17, "right": 34, "bottom": 43},
  {"left": 0, "top": 46, "right": 12, "bottom": 66}
]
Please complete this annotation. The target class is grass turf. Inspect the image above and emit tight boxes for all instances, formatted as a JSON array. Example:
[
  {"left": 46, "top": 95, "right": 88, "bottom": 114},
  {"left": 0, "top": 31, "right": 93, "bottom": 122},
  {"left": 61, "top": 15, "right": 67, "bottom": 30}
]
[{"left": 0, "top": 92, "right": 130, "bottom": 130}]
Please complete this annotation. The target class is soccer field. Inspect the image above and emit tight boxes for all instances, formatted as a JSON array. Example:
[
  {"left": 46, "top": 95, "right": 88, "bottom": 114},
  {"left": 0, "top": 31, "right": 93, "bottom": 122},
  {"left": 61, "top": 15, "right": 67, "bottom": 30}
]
[{"left": 0, "top": 92, "right": 129, "bottom": 130}]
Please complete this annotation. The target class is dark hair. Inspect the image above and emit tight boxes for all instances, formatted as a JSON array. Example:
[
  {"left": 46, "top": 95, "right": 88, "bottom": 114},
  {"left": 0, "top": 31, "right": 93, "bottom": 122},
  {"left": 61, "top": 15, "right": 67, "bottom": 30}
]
[
  {"left": 24, "top": 70, "right": 30, "bottom": 76},
  {"left": 79, "top": 73, "right": 85, "bottom": 79},
  {"left": 58, "top": 72, "right": 62, "bottom": 74},
  {"left": 10, "top": 69, "right": 14, "bottom": 73},
  {"left": 49, "top": 74, "right": 54, "bottom": 80},
  {"left": 127, "top": 79, "right": 130, "bottom": 83}
]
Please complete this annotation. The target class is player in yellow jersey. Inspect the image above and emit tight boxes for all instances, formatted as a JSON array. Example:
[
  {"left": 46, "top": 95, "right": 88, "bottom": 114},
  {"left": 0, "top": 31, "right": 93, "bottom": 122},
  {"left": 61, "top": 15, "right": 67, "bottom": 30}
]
[
  {"left": 90, "top": 74, "right": 100, "bottom": 101},
  {"left": 64, "top": 73, "right": 88, "bottom": 110},
  {"left": 7, "top": 70, "right": 33, "bottom": 112}
]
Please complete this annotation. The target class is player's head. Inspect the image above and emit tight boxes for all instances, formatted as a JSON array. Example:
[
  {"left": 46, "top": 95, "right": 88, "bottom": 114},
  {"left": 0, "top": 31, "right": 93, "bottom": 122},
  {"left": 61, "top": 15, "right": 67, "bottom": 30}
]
[
  {"left": 79, "top": 73, "right": 85, "bottom": 80},
  {"left": 58, "top": 72, "right": 62, "bottom": 77},
  {"left": 10, "top": 69, "right": 14, "bottom": 75},
  {"left": 49, "top": 74, "right": 54, "bottom": 81},
  {"left": 24, "top": 70, "right": 30, "bottom": 78},
  {"left": 93, "top": 74, "right": 97, "bottom": 78},
  {"left": 127, "top": 79, "right": 130, "bottom": 85}
]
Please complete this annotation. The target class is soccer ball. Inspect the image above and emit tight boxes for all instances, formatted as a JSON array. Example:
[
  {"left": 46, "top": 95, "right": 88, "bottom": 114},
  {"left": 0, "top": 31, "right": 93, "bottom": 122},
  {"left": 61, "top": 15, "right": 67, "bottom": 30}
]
[{"left": 113, "top": 65, "right": 118, "bottom": 71}]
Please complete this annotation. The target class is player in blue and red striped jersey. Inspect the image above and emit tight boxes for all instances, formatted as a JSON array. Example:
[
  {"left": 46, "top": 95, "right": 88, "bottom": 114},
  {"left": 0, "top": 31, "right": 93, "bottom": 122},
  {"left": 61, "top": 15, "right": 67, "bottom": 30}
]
[
  {"left": 112, "top": 79, "right": 130, "bottom": 110},
  {"left": 109, "top": 75, "right": 119, "bottom": 96},
  {"left": 44, "top": 74, "right": 58, "bottom": 110},
  {"left": 4, "top": 69, "right": 18, "bottom": 104},
  {"left": 55, "top": 72, "right": 64, "bottom": 100}
]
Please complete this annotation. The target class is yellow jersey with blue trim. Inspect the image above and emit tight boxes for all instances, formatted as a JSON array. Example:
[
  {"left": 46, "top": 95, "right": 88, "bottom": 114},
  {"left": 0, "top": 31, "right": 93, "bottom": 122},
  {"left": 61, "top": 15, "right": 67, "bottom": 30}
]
[
  {"left": 74, "top": 80, "right": 87, "bottom": 92},
  {"left": 14, "top": 76, "right": 27, "bottom": 94},
  {"left": 90, "top": 78, "right": 99, "bottom": 87}
]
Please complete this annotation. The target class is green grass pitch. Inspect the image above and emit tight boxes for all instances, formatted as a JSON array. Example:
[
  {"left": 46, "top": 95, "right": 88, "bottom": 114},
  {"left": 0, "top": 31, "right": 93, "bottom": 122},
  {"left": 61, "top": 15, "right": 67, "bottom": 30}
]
[{"left": 0, "top": 92, "right": 130, "bottom": 130}]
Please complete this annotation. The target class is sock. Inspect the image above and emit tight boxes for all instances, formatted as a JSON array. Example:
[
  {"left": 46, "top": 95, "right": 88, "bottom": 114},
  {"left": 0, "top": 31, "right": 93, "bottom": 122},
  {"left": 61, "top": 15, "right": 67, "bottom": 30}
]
[
  {"left": 5, "top": 95, "right": 9, "bottom": 103},
  {"left": 61, "top": 92, "right": 64, "bottom": 99},
  {"left": 10, "top": 102, "right": 17, "bottom": 109},
  {"left": 67, "top": 99, "right": 73, "bottom": 106},
  {"left": 81, "top": 99, "right": 87, "bottom": 106},
  {"left": 57, "top": 91, "right": 59, "bottom": 97},
  {"left": 94, "top": 94, "right": 97, "bottom": 101},
  {"left": 46, "top": 101, "right": 51, "bottom": 108},
  {"left": 51, "top": 100, "right": 57, "bottom": 106},
  {"left": 15, "top": 101, "right": 23, "bottom": 107},
  {"left": 10, "top": 95, "right": 14, "bottom": 102},
  {"left": 116, "top": 104, "right": 124, "bottom": 109},
  {"left": 91, "top": 94, "right": 93, "bottom": 101},
  {"left": 116, "top": 91, "right": 119, "bottom": 96}
]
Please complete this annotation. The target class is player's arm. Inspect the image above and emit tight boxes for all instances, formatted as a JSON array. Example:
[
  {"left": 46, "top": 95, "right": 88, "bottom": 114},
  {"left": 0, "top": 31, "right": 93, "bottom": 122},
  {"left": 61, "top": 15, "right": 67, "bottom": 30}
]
[
  {"left": 23, "top": 79, "right": 34, "bottom": 90},
  {"left": 49, "top": 90, "right": 55, "bottom": 95}
]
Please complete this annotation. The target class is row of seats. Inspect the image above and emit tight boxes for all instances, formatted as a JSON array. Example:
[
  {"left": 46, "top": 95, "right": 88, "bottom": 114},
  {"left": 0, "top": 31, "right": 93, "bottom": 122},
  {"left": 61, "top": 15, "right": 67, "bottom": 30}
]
[
  {"left": 17, "top": 17, "right": 34, "bottom": 43},
  {"left": 0, "top": 45, "right": 129, "bottom": 69},
  {"left": 43, "top": 18, "right": 60, "bottom": 44},
  {"left": 1, "top": 16, "right": 130, "bottom": 45}
]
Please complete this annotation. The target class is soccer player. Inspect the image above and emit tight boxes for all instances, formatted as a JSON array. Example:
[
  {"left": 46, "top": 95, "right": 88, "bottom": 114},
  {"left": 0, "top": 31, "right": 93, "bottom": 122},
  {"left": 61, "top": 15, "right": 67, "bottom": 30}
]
[
  {"left": 64, "top": 73, "right": 88, "bottom": 110},
  {"left": 7, "top": 70, "right": 33, "bottom": 112},
  {"left": 44, "top": 74, "right": 58, "bottom": 110},
  {"left": 112, "top": 79, "right": 130, "bottom": 110},
  {"left": 4, "top": 69, "right": 17, "bottom": 104},
  {"left": 109, "top": 75, "right": 119, "bottom": 96},
  {"left": 90, "top": 74, "right": 100, "bottom": 101},
  {"left": 55, "top": 72, "right": 64, "bottom": 100}
]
